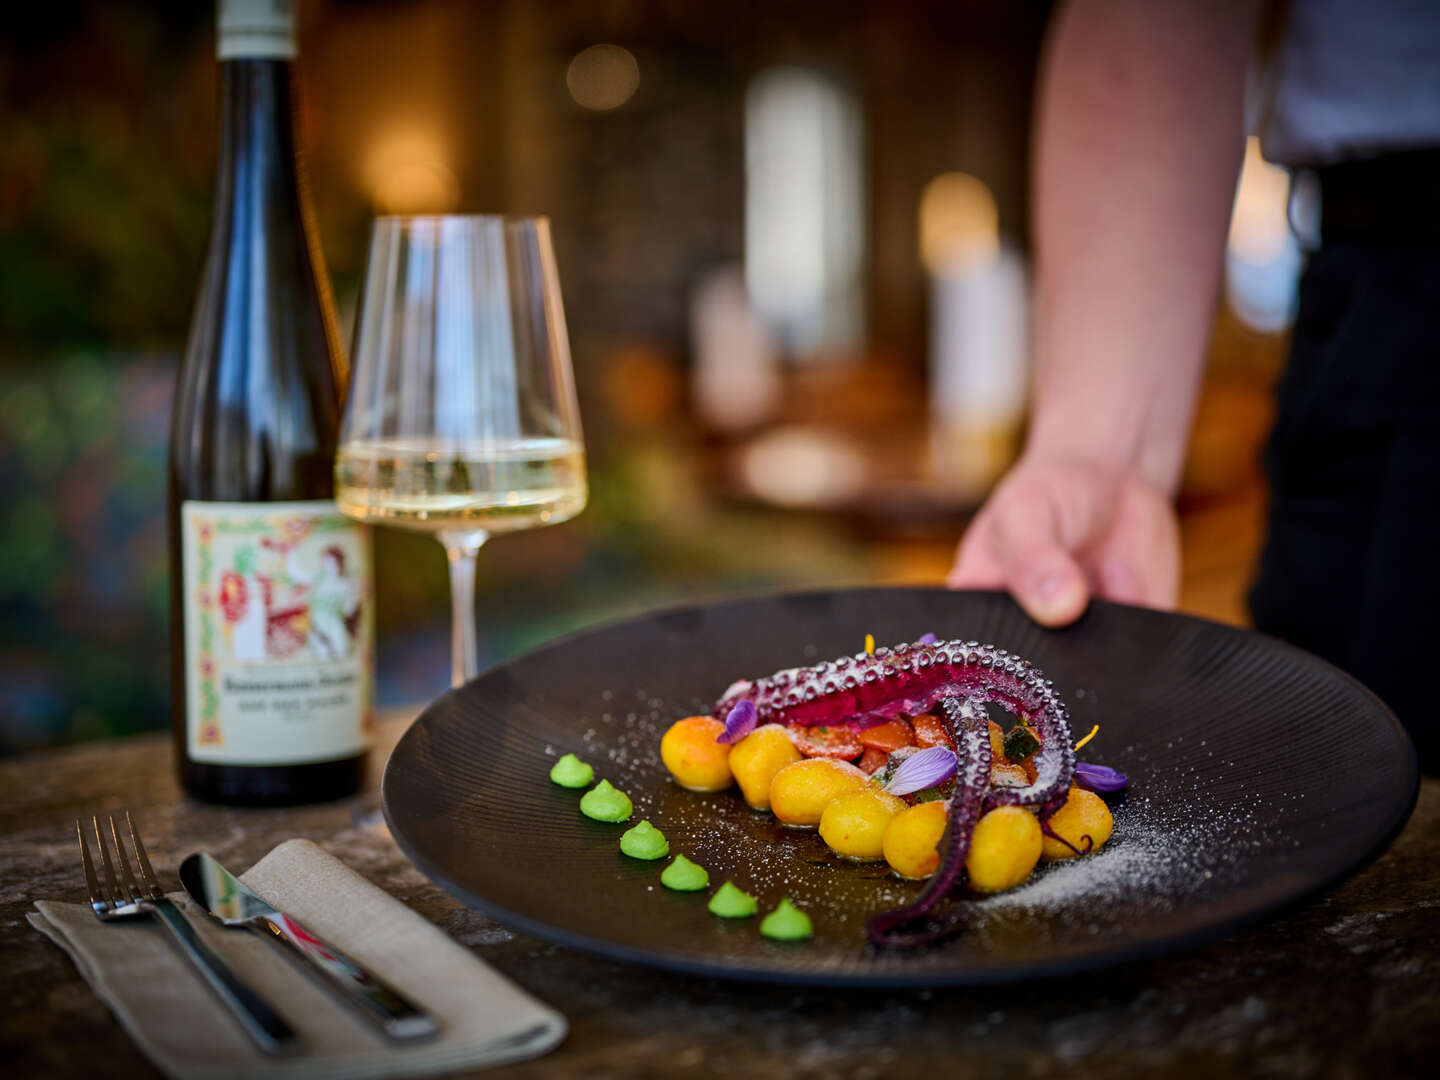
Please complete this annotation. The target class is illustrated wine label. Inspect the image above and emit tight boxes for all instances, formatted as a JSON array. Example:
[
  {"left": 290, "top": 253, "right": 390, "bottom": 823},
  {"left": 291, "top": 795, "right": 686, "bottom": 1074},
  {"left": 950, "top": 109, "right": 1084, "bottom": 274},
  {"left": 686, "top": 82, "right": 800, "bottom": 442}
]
[{"left": 182, "top": 500, "right": 372, "bottom": 765}]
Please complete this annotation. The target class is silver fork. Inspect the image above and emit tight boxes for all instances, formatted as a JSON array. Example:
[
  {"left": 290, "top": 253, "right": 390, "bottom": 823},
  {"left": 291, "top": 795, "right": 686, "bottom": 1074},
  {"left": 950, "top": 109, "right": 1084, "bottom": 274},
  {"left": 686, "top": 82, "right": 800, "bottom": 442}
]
[{"left": 76, "top": 811, "right": 297, "bottom": 1053}]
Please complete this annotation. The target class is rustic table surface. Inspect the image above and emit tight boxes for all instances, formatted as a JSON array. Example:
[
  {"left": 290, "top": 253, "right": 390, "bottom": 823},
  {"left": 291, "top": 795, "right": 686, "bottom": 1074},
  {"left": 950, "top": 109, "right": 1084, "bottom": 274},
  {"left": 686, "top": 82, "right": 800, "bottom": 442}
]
[{"left": 2, "top": 710, "right": 1435, "bottom": 1079}]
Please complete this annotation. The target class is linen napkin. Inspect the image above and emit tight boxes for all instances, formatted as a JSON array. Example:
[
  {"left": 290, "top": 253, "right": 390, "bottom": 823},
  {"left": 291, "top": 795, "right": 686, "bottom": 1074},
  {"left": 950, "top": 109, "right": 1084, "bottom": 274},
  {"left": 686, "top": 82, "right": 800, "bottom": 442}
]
[{"left": 29, "top": 838, "right": 566, "bottom": 1080}]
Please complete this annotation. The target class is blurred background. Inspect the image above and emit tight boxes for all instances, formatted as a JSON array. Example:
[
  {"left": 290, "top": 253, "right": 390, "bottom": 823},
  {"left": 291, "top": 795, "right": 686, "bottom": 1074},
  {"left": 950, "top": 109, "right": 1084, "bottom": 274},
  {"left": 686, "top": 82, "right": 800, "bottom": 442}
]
[{"left": 0, "top": 0, "right": 1299, "bottom": 753}]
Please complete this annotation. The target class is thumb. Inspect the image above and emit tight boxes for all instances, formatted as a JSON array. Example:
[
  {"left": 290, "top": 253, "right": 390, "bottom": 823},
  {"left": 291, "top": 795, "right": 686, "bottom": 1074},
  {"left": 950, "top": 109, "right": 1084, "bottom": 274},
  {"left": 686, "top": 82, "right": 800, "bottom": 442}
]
[{"left": 991, "top": 499, "right": 1091, "bottom": 627}]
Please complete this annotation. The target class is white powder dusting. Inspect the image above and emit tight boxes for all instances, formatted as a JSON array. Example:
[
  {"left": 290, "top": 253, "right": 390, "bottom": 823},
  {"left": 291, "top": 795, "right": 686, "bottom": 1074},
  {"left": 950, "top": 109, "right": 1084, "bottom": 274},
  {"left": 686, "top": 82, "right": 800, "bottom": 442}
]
[
  {"left": 567, "top": 693, "right": 1287, "bottom": 947},
  {"left": 961, "top": 791, "right": 1272, "bottom": 944}
]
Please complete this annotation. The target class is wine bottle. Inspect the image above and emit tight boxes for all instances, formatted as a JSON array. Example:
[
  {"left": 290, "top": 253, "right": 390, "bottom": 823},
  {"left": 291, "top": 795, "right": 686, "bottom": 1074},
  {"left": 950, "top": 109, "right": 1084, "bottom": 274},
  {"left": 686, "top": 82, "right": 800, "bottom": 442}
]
[{"left": 167, "top": 0, "right": 372, "bottom": 805}]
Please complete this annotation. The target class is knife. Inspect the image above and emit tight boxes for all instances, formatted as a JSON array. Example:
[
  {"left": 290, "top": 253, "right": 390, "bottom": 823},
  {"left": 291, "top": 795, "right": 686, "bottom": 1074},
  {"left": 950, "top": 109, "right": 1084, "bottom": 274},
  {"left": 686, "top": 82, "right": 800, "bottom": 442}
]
[{"left": 179, "top": 852, "right": 439, "bottom": 1042}]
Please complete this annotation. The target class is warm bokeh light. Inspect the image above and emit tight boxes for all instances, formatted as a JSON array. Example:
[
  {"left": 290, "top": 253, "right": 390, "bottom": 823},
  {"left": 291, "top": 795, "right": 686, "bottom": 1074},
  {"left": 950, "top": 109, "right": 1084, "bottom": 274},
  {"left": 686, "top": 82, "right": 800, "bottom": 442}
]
[
  {"left": 566, "top": 44, "right": 640, "bottom": 111},
  {"left": 1228, "top": 137, "right": 1291, "bottom": 264},
  {"left": 1225, "top": 136, "right": 1300, "bottom": 333},
  {"left": 744, "top": 66, "right": 865, "bottom": 356},
  {"left": 919, "top": 172, "right": 999, "bottom": 273},
  {"left": 739, "top": 426, "right": 869, "bottom": 508},
  {"left": 1, "top": 1, "right": 1297, "bottom": 756},
  {"left": 689, "top": 264, "right": 781, "bottom": 431},
  {"left": 362, "top": 128, "right": 460, "bottom": 213},
  {"left": 600, "top": 346, "right": 682, "bottom": 430}
]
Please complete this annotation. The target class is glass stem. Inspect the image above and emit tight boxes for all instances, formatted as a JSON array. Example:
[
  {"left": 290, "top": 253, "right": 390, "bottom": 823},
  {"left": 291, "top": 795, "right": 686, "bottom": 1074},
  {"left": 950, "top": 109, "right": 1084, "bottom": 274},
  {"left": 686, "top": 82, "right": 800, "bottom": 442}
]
[{"left": 439, "top": 530, "right": 487, "bottom": 688}]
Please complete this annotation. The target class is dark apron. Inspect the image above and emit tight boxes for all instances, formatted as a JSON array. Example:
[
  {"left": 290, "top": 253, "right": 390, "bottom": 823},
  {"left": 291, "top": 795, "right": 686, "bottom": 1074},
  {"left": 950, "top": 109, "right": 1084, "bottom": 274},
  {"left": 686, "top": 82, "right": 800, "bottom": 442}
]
[{"left": 1249, "top": 151, "right": 1440, "bottom": 772}]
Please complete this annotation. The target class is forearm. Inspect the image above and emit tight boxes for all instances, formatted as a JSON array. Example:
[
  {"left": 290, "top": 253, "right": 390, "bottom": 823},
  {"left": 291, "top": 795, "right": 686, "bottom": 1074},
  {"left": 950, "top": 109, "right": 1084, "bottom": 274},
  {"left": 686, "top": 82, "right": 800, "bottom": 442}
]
[{"left": 1027, "top": 0, "right": 1259, "bottom": 496}]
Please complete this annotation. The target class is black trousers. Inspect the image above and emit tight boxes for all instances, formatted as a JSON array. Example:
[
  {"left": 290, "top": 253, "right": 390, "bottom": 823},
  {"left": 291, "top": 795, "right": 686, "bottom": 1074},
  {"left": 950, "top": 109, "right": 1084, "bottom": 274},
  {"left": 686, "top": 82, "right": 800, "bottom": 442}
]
[{"left": 1250, "top": 240, "right": 1440, "bottom": 773}]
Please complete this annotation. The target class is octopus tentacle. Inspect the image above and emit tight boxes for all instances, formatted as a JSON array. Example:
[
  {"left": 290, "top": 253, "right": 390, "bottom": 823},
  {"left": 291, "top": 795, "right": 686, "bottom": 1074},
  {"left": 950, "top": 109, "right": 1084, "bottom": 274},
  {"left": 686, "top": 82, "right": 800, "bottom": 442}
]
[
  {"left": 1039, "top": 819, "right": 1093, "bottom": 857},
  {"left": 866, "top": 694, "right": 990, "bottom": 948},
  {"left": 722, "top": 638, "right": 1085, "bottom": 948},
  {"left": 716, "top": 639, "right": 1076, "bottom": 817},
  {"left": 982, "top": 693, "right": 1076, "bottom": 822}
]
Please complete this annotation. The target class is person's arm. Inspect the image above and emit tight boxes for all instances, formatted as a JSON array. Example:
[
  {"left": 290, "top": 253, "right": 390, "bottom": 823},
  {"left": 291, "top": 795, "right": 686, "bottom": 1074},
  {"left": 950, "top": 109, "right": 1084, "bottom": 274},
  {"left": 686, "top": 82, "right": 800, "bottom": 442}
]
[{"left": 949, "top": 0, "right": 1261, "bottom": 624}]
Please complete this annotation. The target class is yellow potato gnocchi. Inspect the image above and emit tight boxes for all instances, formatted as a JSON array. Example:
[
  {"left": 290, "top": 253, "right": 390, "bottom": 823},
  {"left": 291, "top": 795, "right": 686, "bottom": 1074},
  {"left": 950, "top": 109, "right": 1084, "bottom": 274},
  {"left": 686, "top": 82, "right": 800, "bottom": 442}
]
[
  {"left": 819, "top": 787, "right": 908, "bottom": 860},
  {"left": 1040, "top": 786, "right": 1114, "bottom": 860},
  {"left": 648, "top": 636, "right": 1128, "bottom": 950},
  {"left": 660, "top": 716, "right": 733, "bottom": 793},
  {"left": 768, "top": 758, "right": 868, "bottom": 828},
  {"left": 882, "top": 801, "right": 949, "bottom": 879},
  {"left": 965, "top": 806, "right": 1043, "bottom": 892},
  {"left": 728, "top": 726, "right": 802, "bottom": 809}
]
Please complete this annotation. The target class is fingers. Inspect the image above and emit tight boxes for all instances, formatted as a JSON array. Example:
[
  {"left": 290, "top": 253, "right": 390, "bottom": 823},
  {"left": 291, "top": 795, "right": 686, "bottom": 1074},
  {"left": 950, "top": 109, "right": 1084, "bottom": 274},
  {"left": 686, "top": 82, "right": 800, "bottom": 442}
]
[
  {"left": 950, "top": 497, "right": 1090, "bottom": 626},
  {"left": 1089, "top": 482, "right": 1181, "bottom": 609},
  {"left": 947, "top": 456, "right": 1182, "bottom": 626},
  {"left": 947, "top": 525, "right": 1006, "bottom": 590},
  {"left": 1095, "top": 557, "right": 1147, "bottom": 606},
  {"left": 991, "top": 499, "right": 1091, "bottom": 625}
]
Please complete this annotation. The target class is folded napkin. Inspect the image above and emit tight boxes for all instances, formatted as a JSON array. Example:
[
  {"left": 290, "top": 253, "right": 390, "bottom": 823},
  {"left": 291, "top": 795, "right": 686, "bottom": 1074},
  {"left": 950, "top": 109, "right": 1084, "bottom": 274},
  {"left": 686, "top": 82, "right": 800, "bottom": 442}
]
[{"left": 29, "top": 838, "right": 566, "bottom": 1080}]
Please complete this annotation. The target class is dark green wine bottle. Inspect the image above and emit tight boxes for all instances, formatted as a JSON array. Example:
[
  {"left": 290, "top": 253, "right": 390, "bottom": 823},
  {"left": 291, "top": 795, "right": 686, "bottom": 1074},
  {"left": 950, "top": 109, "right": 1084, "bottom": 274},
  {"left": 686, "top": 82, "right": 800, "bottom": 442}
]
[{"left": 167, "top": 0, "right": 372, "bottom": 805}]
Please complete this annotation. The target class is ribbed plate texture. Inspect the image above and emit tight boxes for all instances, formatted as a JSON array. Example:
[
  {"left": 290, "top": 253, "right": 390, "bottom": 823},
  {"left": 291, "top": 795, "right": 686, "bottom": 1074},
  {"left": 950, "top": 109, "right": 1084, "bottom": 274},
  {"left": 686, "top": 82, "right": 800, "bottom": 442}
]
[{"left": 382, "top": 588, "right": 1418, "bottom": 986}]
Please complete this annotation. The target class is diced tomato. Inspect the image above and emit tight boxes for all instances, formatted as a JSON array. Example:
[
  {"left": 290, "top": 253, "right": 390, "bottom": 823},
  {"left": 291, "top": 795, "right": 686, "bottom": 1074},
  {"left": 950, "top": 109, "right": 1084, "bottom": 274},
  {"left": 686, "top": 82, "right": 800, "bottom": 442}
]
[
  {"left": 857, "top": 747, "right": 888, "bottom": 775},
  {"left": 857, "top": 717, "right": 916, "bottom": 753},
  {"left": 911, "top": 714, "right": 954, "bottom": 751},
  {"left": 788, "top": 723, "right": 863, "bottom": 760}
]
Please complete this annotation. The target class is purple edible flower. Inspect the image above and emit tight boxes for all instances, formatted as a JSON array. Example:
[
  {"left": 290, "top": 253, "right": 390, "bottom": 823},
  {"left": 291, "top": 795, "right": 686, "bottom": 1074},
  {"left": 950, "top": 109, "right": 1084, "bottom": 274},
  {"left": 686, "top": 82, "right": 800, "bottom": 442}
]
[
  {"left": 716, "top": 699, "right": 758, "bottom": 744},
  {"left": 1074, "top": 762, "right": 1127, "bottom": 792},
  {"left": 917, "top": 632, "right": 939, "bottom": 645},
  {"left": 884, "top": 745, "right": 957, "bottom": 796}
]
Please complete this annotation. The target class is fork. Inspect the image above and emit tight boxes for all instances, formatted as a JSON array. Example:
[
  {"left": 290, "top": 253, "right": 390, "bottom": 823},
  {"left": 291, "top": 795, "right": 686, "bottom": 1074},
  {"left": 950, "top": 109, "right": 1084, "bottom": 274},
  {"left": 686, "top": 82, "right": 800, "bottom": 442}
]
[{"left": 76, "top": 811, "right": 297, "bottom": 1053}]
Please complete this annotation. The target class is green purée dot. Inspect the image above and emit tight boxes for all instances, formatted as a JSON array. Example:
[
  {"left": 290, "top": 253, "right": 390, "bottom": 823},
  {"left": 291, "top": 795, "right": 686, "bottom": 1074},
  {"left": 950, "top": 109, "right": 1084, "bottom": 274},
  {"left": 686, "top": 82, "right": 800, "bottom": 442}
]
[
  {"left": 619, "top": 820, "right": 669, "bottom": 860},
  {"left": 579, "top": 779, "right": 633, "bottom": 823},
  {"left": 759, "top": 897, "right": 813, "bottom": 941},
  {"left": 549, "top": 753, "right": 594, "bottom": 789},
  {"left": 660, "top": 855, "right": 709, "bottom": 891},
  {"left": 707, "top": 880, "right": 758, "bottom": 919}
]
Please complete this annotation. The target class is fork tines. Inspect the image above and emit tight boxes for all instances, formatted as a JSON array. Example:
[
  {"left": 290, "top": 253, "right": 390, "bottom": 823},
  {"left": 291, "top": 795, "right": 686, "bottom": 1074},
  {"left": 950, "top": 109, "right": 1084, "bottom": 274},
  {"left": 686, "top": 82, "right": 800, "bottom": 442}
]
[{"left": 76, "top": 811, "right": 166, "bottom": 915}]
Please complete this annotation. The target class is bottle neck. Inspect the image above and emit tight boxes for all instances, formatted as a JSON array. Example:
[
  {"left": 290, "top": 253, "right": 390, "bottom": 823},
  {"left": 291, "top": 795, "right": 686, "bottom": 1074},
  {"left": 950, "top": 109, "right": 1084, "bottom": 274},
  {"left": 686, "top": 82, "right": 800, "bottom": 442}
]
[
  {"left": 207, "top": 55, "right": 348, "bottom": 397},
  {"left": 214, "top": 59, "right": 302, "bottom": 214}
]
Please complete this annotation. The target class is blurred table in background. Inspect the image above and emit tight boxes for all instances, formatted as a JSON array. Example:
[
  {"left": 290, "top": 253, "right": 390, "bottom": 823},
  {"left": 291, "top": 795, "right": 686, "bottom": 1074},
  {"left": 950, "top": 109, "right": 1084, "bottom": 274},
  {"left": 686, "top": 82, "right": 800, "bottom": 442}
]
[
  {"left": 0, "top": 350, "right": 1274, "bottom": 753},
  {"left": 837, "top": 482, "right": 1269, "bottom": 629},
  {"left": 702, "top": 353, "right": 1273, "bottom": 630}
]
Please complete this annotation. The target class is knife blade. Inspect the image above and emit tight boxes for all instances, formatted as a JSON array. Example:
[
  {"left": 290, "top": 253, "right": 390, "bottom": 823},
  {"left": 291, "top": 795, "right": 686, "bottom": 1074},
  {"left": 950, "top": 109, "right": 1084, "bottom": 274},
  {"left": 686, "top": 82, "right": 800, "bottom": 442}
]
[{"left": 179, "top": 852, "right": 439, "bottom": 1041}]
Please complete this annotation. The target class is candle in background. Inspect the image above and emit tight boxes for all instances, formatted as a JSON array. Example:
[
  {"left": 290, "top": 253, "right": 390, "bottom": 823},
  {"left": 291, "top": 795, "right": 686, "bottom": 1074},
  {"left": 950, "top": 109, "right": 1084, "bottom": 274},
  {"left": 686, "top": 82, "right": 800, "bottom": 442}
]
[
  {"left": 689, "top": 264, "right": 782, "bottom": 433},
  {"left": 920, "top": 172, "right": 1030, "bottom": 500},
  {"left": 743, "top": 66, "right": 866, "bottom": 363}
]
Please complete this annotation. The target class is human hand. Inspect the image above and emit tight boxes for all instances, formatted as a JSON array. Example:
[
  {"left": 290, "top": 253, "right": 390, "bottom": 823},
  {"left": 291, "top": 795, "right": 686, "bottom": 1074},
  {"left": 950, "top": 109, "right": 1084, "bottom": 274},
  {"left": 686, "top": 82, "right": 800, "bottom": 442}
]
[{"left": 948, "top": 454, "right": 1180, "bottom": 626}]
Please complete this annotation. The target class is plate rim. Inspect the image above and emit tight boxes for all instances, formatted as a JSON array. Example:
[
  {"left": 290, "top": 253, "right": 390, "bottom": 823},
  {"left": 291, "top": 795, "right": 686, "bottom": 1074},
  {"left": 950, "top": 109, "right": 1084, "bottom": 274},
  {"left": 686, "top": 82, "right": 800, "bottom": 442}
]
[{"left": 381, "top": 585, "right": 1421, "bottom": 987}]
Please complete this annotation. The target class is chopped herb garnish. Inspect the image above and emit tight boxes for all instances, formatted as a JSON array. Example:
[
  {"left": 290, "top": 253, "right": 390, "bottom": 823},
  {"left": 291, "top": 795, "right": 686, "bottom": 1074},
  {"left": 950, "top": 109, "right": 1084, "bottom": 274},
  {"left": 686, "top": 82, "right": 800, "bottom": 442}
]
[{"left": 1003, "top": 725, "right": 1040, "bottom": 762}]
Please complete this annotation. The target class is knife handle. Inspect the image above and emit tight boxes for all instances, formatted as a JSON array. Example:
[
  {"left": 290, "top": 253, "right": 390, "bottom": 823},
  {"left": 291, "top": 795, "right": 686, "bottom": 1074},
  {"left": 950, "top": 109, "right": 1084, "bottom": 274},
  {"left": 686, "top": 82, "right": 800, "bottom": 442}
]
[
  {"left": 152, "top": 899, "right": 298, "bottom": 1052},
  {"left": 261, "top": 913, "right": 439, "bottom": 1041}
]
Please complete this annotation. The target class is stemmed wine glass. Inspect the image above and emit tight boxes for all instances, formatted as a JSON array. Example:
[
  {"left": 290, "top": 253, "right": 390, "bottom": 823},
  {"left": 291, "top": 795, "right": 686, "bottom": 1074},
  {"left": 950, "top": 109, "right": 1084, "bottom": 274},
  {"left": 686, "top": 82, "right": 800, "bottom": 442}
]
[{"left": 336, "top": 215, "right": 587, "bottom": 687}]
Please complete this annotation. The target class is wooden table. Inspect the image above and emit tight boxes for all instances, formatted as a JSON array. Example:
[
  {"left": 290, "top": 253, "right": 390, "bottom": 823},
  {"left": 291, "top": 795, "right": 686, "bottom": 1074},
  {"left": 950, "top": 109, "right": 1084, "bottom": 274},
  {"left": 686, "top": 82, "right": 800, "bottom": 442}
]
[{"left": 2, "top": 712, "right": 1436, "bottom": 1079}]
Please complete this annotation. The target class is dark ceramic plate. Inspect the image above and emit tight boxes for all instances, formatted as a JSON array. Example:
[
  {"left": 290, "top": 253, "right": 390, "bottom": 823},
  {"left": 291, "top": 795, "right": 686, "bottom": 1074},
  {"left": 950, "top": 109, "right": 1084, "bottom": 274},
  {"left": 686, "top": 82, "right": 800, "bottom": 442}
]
[{"left": 381, "top": 588, "right": 1418, "bottom": 986}]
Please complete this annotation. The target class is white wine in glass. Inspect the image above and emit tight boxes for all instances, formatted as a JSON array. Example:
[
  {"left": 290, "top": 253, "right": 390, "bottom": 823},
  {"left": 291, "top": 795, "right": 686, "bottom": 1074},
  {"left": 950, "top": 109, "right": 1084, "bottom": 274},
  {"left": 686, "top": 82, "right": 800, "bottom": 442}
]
[
  {"left": 336, "top": 436, "right": 586, "bottom": 533},
  {"left": 338, "top": 215, "right": 587, "bottom": 687}
]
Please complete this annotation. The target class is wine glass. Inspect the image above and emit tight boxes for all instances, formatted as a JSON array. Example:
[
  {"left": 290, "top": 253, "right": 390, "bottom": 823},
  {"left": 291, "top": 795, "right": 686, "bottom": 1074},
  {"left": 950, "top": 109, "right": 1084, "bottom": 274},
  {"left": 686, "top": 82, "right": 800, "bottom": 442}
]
[{"left": 336, "top": 215, "right": 586, "bottom": 688}]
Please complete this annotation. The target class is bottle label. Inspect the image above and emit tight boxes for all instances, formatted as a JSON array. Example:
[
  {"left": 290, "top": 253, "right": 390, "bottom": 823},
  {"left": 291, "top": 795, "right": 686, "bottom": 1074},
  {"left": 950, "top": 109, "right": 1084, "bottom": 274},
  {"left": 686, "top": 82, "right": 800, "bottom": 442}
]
[
  {"left": 218, "top": 0, "right": 297, "bottom": 61},
  {"left": 182, "top": 500, "right": 373, "bottom": 765}
]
